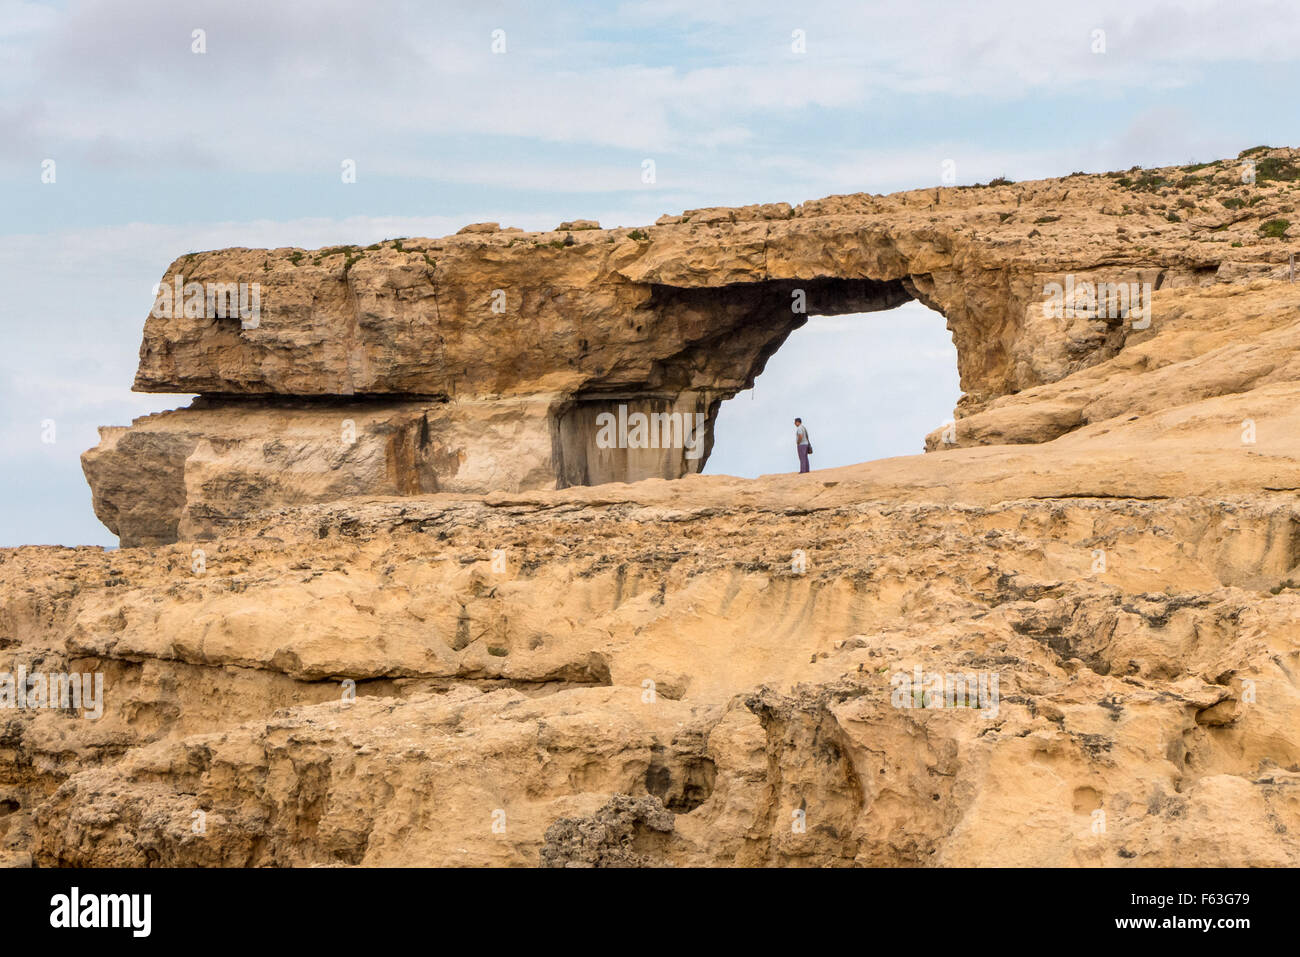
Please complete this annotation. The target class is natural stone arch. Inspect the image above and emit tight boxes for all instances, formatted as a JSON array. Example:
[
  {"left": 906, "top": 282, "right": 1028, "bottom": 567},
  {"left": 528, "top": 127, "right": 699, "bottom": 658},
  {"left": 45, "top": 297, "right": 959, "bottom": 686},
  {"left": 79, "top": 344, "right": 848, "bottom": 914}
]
[{"left": 91, "top": 151, "right": 1289, "bottom": 545}]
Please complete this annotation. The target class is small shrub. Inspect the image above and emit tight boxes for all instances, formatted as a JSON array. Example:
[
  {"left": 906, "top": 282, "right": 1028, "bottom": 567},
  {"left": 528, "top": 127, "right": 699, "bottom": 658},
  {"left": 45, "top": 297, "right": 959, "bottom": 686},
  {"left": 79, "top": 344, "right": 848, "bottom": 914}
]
[
  {"left": 1257, "top": 156, "right": 1300, "bottom": 183},
  {"left": 1259, "top": 219, "right": 1291, "bottom": 238},
  {"left": 1125, "top": 171, "right": 1171, "bottom": 192}
]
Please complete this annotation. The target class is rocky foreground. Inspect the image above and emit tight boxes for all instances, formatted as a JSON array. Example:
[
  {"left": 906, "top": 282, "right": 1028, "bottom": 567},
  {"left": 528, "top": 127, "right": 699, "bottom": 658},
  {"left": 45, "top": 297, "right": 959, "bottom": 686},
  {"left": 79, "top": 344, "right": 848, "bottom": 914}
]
[{"left": 3, "top": 149, "right": 1300, "bottom": 866}]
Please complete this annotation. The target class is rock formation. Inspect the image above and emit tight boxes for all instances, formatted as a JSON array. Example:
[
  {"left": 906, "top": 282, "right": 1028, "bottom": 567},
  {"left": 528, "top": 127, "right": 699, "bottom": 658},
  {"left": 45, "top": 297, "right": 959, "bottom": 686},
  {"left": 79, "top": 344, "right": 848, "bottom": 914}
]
[
  {"left": 86, "top": 148, "right": 1298, "bottom": 545},
  {"left": 1, "top": 148, "right": 1297, "bottom": 866}
]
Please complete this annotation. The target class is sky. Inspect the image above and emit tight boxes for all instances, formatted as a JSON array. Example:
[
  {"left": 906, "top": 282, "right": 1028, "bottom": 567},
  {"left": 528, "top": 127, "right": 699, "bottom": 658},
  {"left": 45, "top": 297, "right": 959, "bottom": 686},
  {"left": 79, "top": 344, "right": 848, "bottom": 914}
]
[
  {"left": 710, "top": 304, "right": 957, "bottom": 477},
  {"left": 3, "top": 0, "right": 1299, "bottom": 546}
]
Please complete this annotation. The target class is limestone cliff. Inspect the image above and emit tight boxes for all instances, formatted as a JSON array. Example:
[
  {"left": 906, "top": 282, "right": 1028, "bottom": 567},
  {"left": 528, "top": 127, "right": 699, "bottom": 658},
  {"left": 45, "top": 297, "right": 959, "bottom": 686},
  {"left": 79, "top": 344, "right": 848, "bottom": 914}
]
[{"left": 0, "top": 148, "right": 1296, "bottom": 866}]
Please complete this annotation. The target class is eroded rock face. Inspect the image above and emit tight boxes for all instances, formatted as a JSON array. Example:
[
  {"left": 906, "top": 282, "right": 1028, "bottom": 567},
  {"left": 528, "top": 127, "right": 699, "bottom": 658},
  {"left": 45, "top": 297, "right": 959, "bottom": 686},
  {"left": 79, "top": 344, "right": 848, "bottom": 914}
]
[
  {"left": 540, "top": 795, "right": 678, "bottom": 868},
  {"left": 86, "top": 148, "right": 1300, "bottom": 546},
  {"left": 83, "top": 396, "right": 558, "bottom": 546},
  {"left": 10, "top": 147, "right": 1297, "bottom": 867},
  {"left": 9, "top": 471, "right": 1300, "bottom": 866}
]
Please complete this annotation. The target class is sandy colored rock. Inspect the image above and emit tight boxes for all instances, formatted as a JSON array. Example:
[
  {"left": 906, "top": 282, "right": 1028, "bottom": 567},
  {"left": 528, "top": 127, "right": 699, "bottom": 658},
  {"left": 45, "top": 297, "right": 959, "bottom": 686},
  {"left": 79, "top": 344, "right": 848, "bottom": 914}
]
[{"left": 4, "top": 148, "right": 1299, "bottom": 867}]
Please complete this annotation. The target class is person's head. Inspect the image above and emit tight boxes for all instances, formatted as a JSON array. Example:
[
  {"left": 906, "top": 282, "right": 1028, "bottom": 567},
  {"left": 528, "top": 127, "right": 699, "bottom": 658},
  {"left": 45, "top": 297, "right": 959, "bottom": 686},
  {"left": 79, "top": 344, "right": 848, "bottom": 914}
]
[{"left": 794, "top": 417, "right": 802, "bottom": 425}]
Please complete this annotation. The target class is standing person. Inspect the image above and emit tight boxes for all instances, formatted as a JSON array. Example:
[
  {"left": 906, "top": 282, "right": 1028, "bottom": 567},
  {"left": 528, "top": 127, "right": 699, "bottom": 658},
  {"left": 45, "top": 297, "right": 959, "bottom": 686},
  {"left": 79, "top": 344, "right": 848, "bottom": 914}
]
[{"left": 794, "top": 417, "right": 811, "bottom": 473}]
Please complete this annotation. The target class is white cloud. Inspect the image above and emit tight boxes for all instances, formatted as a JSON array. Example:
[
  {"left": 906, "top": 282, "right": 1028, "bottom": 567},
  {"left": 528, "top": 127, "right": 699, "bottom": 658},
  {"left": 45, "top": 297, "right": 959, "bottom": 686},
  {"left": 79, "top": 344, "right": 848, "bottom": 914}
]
[{"left": 5, "top": 0, "right": 1297, "bottom": 183}]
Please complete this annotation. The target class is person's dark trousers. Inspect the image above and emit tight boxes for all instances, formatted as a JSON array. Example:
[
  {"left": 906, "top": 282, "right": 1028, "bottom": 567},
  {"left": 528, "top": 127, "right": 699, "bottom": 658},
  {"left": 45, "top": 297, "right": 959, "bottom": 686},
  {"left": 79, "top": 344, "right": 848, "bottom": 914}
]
[{"left": 798, "top": 444, "right": 810, "bottom": 473}]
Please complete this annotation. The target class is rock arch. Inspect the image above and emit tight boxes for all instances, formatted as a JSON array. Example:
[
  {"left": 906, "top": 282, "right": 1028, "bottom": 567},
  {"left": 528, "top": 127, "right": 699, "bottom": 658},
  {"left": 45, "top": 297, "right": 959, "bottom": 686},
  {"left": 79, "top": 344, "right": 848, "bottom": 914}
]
[{"left": 87, "top": 152, "right": 1293, "bottom": 544}]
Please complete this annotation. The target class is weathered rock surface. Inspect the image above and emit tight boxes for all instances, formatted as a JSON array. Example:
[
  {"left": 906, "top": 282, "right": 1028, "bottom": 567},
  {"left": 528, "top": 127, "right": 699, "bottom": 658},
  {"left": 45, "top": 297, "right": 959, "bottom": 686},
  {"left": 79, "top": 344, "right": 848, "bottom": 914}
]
[
  {"left": 82, "top": 396, "right": 556, "bottom": 547},
  {"left": 8, "top": 471, "right": 1300, "bottom": 866},
  {"left": 3, "top": 148, "right": 1296, "bottom": 867}
]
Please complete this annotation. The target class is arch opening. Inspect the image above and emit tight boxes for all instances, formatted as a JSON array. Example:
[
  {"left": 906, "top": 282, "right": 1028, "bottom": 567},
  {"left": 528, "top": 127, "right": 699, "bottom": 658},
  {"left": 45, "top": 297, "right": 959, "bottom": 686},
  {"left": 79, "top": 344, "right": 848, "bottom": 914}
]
[
  {"left": 552, "top": 276, "right": 927, "bottom": 487},
  {"left": 706, "top": 300, "right": 960, "bottom": 477}
]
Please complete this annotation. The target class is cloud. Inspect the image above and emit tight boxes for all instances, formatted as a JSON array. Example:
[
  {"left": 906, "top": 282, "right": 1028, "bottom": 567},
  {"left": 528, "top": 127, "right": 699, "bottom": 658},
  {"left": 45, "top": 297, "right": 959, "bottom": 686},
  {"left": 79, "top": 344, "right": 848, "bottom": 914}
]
[{"left": 6, "top": 0, "right": 1297, "bottom": 187}]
